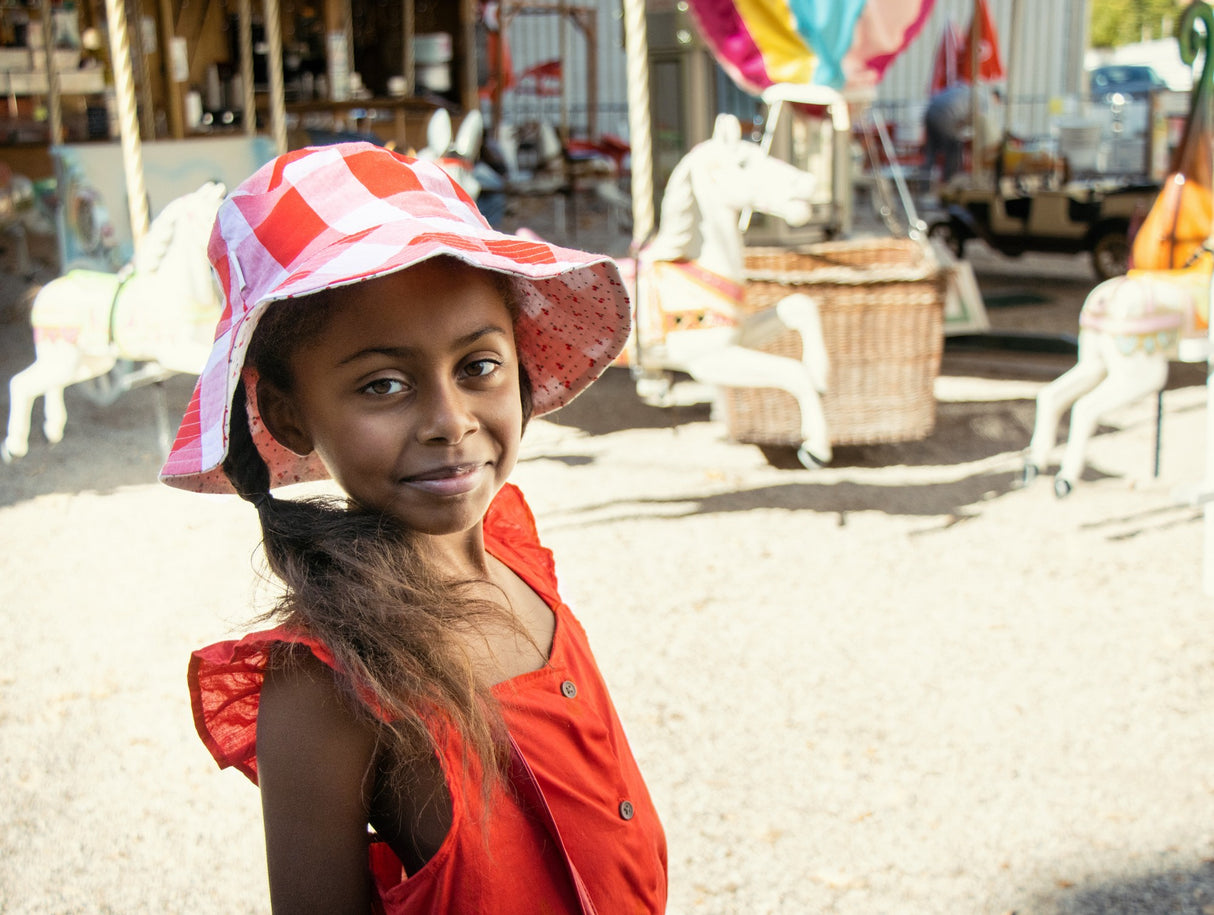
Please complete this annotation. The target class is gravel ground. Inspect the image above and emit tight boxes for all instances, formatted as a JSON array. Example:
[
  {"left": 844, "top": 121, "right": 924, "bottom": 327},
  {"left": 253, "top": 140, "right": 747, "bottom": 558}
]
[{"left": 2, "top": 195, "right": 1213, "bottom": 914}]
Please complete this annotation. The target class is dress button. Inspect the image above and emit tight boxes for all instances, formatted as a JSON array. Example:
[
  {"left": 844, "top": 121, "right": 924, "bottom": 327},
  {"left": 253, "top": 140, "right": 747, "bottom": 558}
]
[
  {"left": 560, "top": 680, "right": 578, "bottom": 699},
  {"left": 619, "top": 800, "right": 635, "bottom": 820}
]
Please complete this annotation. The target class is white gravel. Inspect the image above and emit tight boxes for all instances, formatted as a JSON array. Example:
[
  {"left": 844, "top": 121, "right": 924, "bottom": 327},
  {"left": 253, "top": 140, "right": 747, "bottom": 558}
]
[{"left": 3, "top": 211, "right": 1214, "bottom": 914}]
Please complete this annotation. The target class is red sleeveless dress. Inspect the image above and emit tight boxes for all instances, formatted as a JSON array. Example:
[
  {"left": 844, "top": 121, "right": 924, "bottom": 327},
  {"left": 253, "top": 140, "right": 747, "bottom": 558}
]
[{"left": 189, "top": 484, "right": 667, "bottom": 913}]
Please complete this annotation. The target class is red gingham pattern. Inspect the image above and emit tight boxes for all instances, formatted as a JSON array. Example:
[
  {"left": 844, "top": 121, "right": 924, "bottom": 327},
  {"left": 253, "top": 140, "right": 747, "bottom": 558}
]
[{"left": 159, "top": 143, "right": 631, "bottom": 494}]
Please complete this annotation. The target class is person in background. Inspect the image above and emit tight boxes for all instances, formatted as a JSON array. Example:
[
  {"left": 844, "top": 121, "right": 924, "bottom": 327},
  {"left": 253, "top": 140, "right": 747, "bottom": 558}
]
[{"left": 922, "top": 83, "right": 1004, "bottom": 187}]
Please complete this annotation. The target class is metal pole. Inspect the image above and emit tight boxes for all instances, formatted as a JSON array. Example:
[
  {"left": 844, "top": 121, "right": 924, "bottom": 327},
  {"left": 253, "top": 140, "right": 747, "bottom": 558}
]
[
  {"left": 970, "top": 0, "right": 982, "bottom": 183},
  {"left": 558, "top": 0, "right": 569, "bottom": 136},
  {"left": 1007, "top": 0, "right": 1021, "bottom": 138},
  {"left": 37, "top": 0, "right": 62, "bottom": 144},
  {"left": 462, "top": 0, "right": 478, "bottom": 113},
  {"left": 621, "top": 0, "right": 653, "bottom": 246},
  {"left": 124, "top": 0, "right": 155, "bottom": 138},
  {"left": 104, "top": 0, "right": 150, "bottom": 245}
]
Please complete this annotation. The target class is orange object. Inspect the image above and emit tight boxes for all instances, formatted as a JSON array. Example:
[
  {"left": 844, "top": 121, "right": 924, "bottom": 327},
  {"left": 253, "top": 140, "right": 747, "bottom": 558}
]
[{"left": 1130, "top": 81, "right": 1213, "bottom": 272}]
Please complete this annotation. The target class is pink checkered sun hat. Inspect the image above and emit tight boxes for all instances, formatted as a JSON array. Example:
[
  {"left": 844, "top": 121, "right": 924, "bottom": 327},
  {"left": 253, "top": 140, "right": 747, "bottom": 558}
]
[{"left": 159, "top": 142, "right": 631, "bottom": 494}]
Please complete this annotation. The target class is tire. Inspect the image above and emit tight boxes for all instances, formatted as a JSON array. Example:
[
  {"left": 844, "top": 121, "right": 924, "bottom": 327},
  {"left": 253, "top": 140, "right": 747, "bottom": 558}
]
[
  {"left": 1091, "top": 228, "right": 1130, "bottom": 280},
  {"left": 928, "top": 219, "right": 965, "bottom": 258}
]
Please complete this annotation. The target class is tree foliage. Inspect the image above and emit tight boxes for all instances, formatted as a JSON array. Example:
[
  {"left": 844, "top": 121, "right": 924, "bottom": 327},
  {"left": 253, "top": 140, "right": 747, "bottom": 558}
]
[{"left": 1090, "top": 0, "right": 1184, "bottom": 48}]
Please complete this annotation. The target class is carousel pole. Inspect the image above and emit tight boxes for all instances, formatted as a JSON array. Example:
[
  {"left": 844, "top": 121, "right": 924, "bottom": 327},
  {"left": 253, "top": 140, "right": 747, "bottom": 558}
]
[
  {"left": 37, "top": 0, "right": 62, "bottom": 144},
  {"left": 263, "top": 0, "right": 288, "bottom": 154},
  {"left": 104, "top": 0, "right": 149, "bottom": 245},
  {"left": 621, "top": 0, "right": 654, "bottom": 246}
]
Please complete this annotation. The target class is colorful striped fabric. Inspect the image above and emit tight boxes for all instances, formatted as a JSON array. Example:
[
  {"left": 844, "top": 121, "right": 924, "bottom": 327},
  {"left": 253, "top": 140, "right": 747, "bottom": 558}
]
[{"left": 686, "top": 0, "right": 937, "bottom": 93}]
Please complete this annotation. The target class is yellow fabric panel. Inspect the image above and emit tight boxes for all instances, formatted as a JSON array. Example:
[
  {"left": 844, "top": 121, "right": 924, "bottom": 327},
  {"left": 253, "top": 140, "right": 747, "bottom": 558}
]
[{"left": 733, "top": 0, "right": 817, "bottom": 85}]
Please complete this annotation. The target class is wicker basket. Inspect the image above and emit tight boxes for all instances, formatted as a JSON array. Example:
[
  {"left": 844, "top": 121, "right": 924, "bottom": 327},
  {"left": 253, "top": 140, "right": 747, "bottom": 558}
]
[{"left": 725, "top": 238, "right": 946, "bottom": 447}]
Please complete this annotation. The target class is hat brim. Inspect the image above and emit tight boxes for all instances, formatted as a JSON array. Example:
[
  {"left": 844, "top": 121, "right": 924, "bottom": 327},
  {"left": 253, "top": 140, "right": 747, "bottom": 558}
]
[{"left": 160, "top": 231, "right": 630, "bottom": 495}]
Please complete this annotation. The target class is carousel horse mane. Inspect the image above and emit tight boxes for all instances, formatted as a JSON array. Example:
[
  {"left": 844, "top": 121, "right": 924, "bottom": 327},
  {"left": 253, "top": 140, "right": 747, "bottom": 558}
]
[{"left": 129, "top": 181, "right": 227, "bottom": 298}]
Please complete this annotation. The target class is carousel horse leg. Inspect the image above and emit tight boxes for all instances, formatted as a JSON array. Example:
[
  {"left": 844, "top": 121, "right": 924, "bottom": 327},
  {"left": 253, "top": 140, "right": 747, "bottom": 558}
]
[
  {"left": 1053, "top": 346, "right": 1169, "bottom": 497},
  {"left": 2, "top": 347, "right": 110, "bottom": 461},
  {"left": 4, "top": 350, "right": 70, "bottom": 460},
  {"left": 1025, "top": 330, "right": 1105, "bottom": 484},
  {"left": 731, "top": 292, "right": 831, "bottom": 466},
  {"left": 673, "top": 328, "right": 832, "bottom": 467}
]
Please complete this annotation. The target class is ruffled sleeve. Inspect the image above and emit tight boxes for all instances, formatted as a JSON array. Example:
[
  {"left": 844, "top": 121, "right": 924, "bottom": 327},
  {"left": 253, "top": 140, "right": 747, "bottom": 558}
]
[
  {"left": 188, "top": 625, "right": 335, "bottom": 784},
  {"left": 483, "top": 483, "right": 560, "bottom": 605}
]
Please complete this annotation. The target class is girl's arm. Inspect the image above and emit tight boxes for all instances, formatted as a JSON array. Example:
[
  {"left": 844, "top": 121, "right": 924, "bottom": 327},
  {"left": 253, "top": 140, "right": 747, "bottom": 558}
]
[{"left": 257, "top": 652, "right": 379, "bottom": 914}]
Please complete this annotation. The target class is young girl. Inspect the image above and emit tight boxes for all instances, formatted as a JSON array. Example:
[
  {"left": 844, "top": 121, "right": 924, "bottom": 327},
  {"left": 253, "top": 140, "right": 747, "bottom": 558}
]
[{"left": 161, "top": 143, "right": 667, "bottom": 914}]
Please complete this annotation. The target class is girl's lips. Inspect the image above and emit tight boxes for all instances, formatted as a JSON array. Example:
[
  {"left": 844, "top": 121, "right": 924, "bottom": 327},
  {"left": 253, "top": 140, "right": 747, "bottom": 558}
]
[{"left": 401, "top": 463, "right": 488, "bottom": 496}]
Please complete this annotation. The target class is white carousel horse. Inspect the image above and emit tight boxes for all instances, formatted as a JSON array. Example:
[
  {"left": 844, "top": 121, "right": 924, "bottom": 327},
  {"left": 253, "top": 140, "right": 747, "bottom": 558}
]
[
  {"left": 418, "top": 108, "right": 485, "bottom": 199},
  {"left": 1024, "top": 267, "right": 1210, "bottom": 497},
  {"left": 631, "top": 113, "right": 831, "bottom": 467},
  {"left": 2, "top": 180, "right": 227, "bottom": 462}
]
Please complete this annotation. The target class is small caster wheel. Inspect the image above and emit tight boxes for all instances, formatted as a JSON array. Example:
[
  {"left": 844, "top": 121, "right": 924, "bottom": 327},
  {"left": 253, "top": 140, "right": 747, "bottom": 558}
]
[
  {"left": 1054, "top": 477, "right": 1073, "bottom": 499},
  {"left": 796, "top": 446, "right": 828, "bottom": 469},
  {"left": 1021, "top": 462, "right": 1038, "bottom": 485}
]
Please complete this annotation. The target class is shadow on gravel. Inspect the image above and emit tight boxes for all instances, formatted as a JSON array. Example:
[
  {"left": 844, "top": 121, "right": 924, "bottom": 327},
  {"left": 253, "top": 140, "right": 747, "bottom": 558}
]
[
  {"left": 546, "top": 368, "right": 713, "bottom": 436},
  {"left": 547, "top": 468, "right": 1026, "bottom": 527},
  {"left": 550, "top": 368, "right": 1046, "bottom": 468},
  {"left": 1025, "top": 861, "right": 1214, "bottom": 914}
]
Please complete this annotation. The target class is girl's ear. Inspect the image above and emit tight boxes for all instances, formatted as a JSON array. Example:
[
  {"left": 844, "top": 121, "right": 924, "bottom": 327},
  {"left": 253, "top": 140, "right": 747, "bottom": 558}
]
[{"left": 256, "top": 379, "right": 314, "bottom": 456}]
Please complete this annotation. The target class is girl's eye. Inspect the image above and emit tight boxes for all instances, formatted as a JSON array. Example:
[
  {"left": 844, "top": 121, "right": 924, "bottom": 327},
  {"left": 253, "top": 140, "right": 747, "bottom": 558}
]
[
  {"left": 464, "top": 358, "right": 502, "bottom": 379},
  {"left": 362, "top": 378, "right": 407, "bottom": 396}
]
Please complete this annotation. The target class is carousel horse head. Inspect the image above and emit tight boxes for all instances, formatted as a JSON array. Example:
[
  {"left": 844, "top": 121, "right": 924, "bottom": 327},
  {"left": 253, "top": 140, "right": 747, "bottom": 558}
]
[
  {"left": 3, "top": 180, "right": 227, "bottom": 462},
  {"left": 643, "top": 113, "right": 819, "bottom": 279},
  {"left": 628, "top": 114, "right": 832, "bottom": 469}
]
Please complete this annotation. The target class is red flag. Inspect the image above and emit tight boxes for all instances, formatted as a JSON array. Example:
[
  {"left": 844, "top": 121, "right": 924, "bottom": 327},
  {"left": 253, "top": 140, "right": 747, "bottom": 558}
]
[
  {"left": 959, "top": 0, "right": 1005, "bottom": 83},
  {"left": 929, "top": 21, "right": 965, "bottom": 94}
]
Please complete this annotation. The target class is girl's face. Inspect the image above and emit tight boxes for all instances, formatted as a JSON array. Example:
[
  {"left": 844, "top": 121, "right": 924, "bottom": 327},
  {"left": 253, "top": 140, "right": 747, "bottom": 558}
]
[{"left": 261, "top": 260, "right": 524, "bottom": 538}]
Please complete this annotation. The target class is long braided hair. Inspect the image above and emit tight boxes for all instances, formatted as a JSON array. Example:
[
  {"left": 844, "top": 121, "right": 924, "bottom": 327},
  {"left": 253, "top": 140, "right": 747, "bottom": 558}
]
[{"left": 222, "top": 262, "right": 535, "bottom": 803}]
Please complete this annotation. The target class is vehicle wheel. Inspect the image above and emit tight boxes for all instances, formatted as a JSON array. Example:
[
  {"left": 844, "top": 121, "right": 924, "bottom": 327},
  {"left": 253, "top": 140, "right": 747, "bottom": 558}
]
[
  {"left": 927, "top": 220, "right": 964, "bottom": 258},
  {"left": 1091, "top": 229, "right": 1130, "bottom": 280}
]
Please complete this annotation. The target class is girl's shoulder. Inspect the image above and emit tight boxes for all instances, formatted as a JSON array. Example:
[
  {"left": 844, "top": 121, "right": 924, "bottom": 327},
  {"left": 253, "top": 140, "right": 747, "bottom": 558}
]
[{"left": 189, "top": 624, "right": 336, "bottom": 783}]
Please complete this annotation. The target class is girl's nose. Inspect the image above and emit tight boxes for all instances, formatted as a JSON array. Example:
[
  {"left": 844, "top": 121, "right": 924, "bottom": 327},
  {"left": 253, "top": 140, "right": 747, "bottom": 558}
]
[{"left": 416, "top": 380, "right": 478, "bottom": 444}]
